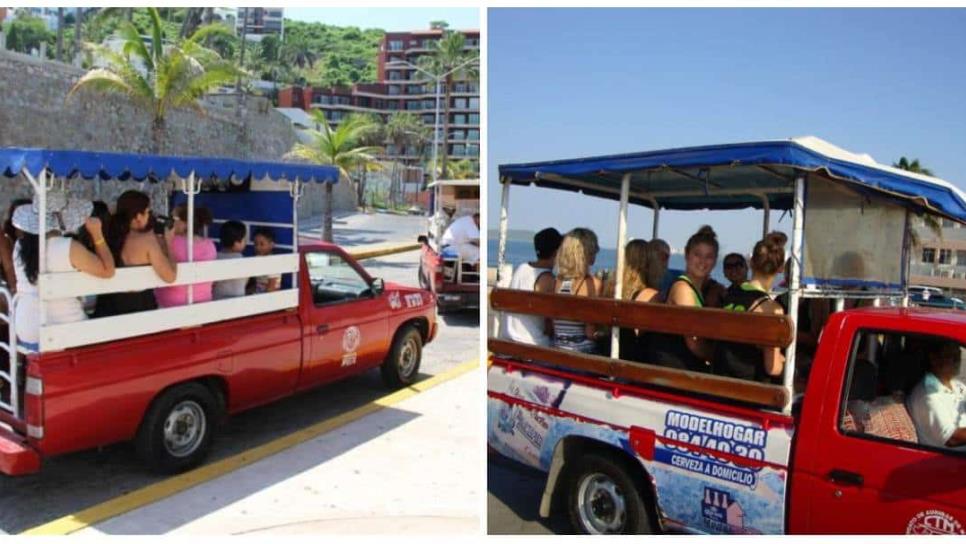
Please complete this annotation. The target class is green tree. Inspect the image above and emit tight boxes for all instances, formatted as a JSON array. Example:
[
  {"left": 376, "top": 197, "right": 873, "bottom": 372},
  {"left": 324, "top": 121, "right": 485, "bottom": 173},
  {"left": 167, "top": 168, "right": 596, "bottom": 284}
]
[
  {"left": 445, "top": 159, "right": 478, "bottom": 180},
  {"left": 419, "top": 31, "right": 478, "bottom": 179},
  {"left": 385, "top": 112, "right": 430, "bottom": 206},
  {"left": 4, "top": 14, "right": 52, "bottom": 55},
  {"left": 260, "top": 34, "right": 281, "bottom": 62},
  {"left": 282, "top": 35, "right": 318, "bottom": 69},
  {"left": 68, "top": 8, "right": 243, "bottom": 154},
  {"left": 893, "top": 156, "right": 935, "bottom": 177},
  {"left": 287, "top": 111, "right": 382, "bottom": 241}
]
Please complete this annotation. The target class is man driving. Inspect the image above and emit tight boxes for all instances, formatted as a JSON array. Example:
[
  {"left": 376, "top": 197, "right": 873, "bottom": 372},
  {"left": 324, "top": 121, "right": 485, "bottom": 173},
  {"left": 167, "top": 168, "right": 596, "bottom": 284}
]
[{"left": 907, "top": 340, "right": 966, "bottom": 450}]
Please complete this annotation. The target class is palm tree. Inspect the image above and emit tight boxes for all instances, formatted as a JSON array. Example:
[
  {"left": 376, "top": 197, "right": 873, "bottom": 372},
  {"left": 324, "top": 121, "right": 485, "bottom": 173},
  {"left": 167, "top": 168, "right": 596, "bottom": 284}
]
[
  {"left": 385, "top": 112, "right": 430, "bottom": 206},
  {"left": 445, "top": 159, "right": 478, "bottom": 180},
  {"left": 419, "top": 31, "right": 478, "bottom": 179},
  {"left": 893, "top": 156, "right": 935, "bottom": 177},
  {"left": 282, "top": 36, "right": 318, "bottom": 70},
  {"left": 56, "top": 8, "right": 65, "bottom": 62},
  {"left": 68, "top": 8, "right": 243, "bottom": 154},
  {"left": 288, "top": 111, "right": 382, "bottom": 241}
]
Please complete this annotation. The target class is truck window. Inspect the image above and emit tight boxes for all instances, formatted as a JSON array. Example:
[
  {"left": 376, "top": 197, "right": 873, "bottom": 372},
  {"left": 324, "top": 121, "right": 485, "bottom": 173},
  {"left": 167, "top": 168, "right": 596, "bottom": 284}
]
[
  {"left": 305, "top": 252, "right": 372, "bottom": 306},
  {"left": 839, "top": 330, "right": 966, "bottom": 454}
]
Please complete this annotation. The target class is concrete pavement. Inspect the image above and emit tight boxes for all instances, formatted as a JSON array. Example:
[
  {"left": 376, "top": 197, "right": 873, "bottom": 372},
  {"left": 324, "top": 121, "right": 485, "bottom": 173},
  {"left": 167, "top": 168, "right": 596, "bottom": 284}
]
[{"left": 70, "top": 365, "right": 483, "bottom": 535}]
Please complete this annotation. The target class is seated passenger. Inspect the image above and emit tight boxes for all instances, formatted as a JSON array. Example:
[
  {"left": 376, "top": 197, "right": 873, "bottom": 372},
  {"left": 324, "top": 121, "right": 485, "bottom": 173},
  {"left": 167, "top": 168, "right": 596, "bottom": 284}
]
[
  {"left": 213, "top": 220, "right": 248, "bottom": 300},
  {"left": 94, "top": 190, "right": 177, "bottom": 317},
  {"left": 714, "top": 232, "right": 788, "bottom": 382},
  {"left": 12, "top": 198, "right": 115, "bottom": 350},
  {"left": 722, "top": 253, "right": 748, "bottom": 299},
  {"left": 440, "top": 212, "right": 480, "bottom": 266},
  {"left": 155, "top": 205, "right": 217, "bottom": 308},
  {"left": 619, "top": 239, "right": 659, "bottom": 362},
  {"left": 543, "top": 227, "right": 601, "bottom": 354},
  {"left": 1, "top": 198, "right": 31, "bottom": 294},
  {"left": 248, "top": 227, "right": 281, "bottom": 294},
  {"left": 907, "top": 341, "right": 966, "bottom": 450},
  {"left": 501, "top": 227, "right": 562, "bottom": 346},
  {"left": 646, "top": 226, "right": 718, "bottom": 373}
]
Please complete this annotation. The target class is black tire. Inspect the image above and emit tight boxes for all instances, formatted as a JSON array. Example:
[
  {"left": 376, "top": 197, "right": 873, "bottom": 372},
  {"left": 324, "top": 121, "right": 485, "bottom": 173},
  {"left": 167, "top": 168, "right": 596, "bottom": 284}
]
[
  {"left": 381, "top": 325, "right": 422, "bottom": 388},
  {"left": 565, "top": 452, "right": 652, "bottom": 534},
  {"left": 135, "top": 382, "right": 220, "bottom": 474}
]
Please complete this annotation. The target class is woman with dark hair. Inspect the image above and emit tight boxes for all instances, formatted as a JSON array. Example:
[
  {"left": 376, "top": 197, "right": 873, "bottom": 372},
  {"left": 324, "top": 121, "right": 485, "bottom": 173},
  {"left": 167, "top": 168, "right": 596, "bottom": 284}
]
[
  {"left": 94, "top": 190, "right": 177, "bottom": 317},
  {"left": 155, "top": 204, "right": 216, "bottom": 307},
  {"left": 714, "top": 232, "right": 789, "bottom": 382},
  {"left": 646, "top": 225, "right": 720, "bottom": 372},
  {"left": 12, "top": 198, "right": 115, "bottom": 350},
  {"left": 1, "top": 198, "right": 32, "bottom": 293}
]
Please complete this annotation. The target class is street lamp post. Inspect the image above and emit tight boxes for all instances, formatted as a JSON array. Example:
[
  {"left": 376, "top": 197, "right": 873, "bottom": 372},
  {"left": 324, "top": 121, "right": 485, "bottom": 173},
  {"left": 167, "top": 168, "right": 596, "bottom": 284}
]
[{"left": 386, "top": 57, "right": 478, "bottom": 184}]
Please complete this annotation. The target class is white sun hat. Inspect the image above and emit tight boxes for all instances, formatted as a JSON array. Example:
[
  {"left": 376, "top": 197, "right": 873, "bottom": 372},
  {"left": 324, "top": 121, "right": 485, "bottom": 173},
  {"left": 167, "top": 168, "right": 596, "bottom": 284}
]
[{"left": 11, "top": 193, "right": 93, "bottom": 235}]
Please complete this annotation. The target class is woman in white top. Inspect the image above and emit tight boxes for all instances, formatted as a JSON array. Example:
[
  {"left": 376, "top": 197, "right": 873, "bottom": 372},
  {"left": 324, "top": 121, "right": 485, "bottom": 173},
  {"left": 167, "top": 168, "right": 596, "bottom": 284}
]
[{"left": 12, "top": 197, "right": 115, "bottom": 351}]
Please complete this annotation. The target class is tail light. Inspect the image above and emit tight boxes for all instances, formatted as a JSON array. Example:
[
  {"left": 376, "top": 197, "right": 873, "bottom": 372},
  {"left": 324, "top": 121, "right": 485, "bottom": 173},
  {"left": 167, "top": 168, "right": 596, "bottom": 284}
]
[{"left": 24, "top": 376, "right": 43, "bottom": 440}]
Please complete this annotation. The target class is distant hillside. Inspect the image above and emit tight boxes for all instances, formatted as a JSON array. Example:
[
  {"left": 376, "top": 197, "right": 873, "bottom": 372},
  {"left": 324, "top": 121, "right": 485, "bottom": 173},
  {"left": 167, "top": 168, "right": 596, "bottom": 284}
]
[{"left": 488, "top": 229, "right": 535, "bottom": 242}]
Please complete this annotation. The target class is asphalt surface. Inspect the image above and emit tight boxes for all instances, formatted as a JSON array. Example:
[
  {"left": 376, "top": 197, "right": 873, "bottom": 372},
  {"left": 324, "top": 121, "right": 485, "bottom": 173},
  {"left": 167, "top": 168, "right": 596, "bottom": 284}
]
[{"left": 0, "top": 212, "right": 479, "bottom": 534}]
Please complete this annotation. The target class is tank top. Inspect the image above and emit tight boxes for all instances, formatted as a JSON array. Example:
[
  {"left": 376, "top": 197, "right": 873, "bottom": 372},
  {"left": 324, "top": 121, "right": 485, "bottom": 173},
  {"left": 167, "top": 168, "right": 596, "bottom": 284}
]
[
  {"left": 14, "top": 237, "right": 88, "bottom": 349},
  {"left": 714, "top": 282, "right": 773, "bottom": 381},
  {"left": 619, "top": 288, "right": 650, "bottom": 362},
  {"left": 551, "top": 277, "right": 597, "bottom": 354},
  {"left": 645, "top": 276, "right": 710, "bottom": 373},
  {"left": 93, "top": 238, "right": 158, "bottom": 317}
]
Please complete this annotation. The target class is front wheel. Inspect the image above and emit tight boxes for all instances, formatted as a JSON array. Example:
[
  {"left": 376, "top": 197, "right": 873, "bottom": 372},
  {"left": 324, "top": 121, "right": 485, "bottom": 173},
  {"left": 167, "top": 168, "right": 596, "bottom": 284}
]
[
  {"left": 381, "top": 325, "right": 422, "bottom": 388},
  {"left": 135, "top": 382, "right": 219, "bottom": 474},
  {"left": 565, "top": 453, "right": 652, "bottom": 534}
]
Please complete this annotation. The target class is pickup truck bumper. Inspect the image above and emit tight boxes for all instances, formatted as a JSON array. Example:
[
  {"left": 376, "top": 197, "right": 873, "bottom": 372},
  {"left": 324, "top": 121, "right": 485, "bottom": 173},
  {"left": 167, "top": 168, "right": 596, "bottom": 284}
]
[
  {"left": 436, "top": 290, "right": 480, "bottom": 312},
  {"left": 0, "top": 426, "right": 40, "bottom": 476}
]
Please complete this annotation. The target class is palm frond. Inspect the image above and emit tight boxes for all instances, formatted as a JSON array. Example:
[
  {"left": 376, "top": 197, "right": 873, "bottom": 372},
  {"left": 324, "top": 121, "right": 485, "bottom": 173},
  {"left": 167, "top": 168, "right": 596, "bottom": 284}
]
[{"left": 147, "top": 7, "right": 164, "bottom": 62}]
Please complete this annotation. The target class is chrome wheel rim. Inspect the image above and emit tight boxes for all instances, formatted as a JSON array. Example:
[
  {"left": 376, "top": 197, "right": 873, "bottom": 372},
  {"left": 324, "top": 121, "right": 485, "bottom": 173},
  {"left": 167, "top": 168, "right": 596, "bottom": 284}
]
[
  {"left": 577, "top": 472, "right": 626, "bottom": 534},
  {"left": 163, "top": 400, "right": 206, "bottom": 458},
  {"left": 398, "top": 336, "right": 419, "bottom": 378}
]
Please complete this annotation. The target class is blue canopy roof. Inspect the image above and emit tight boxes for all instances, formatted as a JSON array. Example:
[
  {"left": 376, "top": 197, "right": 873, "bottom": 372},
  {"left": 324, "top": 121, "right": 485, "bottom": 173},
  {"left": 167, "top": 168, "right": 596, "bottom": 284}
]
[
  {"left": 499, "top": 136, "right": 966, "bottom": 223},
  {"left": 0, "top": 148, "right": 339, "bottom": 183}
]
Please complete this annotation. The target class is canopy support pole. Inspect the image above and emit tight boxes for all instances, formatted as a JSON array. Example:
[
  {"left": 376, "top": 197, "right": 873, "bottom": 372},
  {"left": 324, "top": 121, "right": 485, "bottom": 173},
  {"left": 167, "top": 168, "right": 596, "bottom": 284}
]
[
  {"left": 646, "top": 197, "right": 660, "bottom": 239},
  {"left": 783, "top": 173, "right": 806, "bottom": 413},
  {"left": 494, "top": 180, "right": 511, "bottom": 338},
  {"left": 291, "top": 179, "right": 304, "bottom": 291},
  {"left": 761, "top": 195, "right": 771, "bottom": 238},
  {"left": 183, "top": 173, "right": 200, "bottom": 305},
  {"left": 611, "top": 174, "right": 631, "bottom": 359},
  {"left": 834, "top": 298, "right": 845, "bottom": 312}
]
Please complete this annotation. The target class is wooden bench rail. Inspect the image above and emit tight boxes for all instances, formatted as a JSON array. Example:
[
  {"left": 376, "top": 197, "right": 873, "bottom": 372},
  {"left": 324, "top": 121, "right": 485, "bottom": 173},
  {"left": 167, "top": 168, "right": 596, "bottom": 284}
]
[
  {"left": 490, "top": 288, "right": 793, "bottom": 348},
  {"left": 488, "top": 338, "right": 788, "bottom": 409}
]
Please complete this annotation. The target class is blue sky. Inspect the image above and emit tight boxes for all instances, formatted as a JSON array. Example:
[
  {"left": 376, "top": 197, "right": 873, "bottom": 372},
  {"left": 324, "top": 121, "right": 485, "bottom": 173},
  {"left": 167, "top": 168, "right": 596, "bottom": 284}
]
[
  {"left": 286, "top": 8, "right": 479, "bottom": 31},
  {"left": 488, "top": 8, "right": 966, "bottom": 256}
]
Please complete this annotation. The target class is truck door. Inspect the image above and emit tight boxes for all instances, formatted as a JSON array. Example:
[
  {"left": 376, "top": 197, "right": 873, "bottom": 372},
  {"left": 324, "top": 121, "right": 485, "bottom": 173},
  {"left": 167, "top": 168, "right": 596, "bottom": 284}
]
[
  {"left": 299, "top": 250, "right": 389, "bottom": 388},
  {"left": 793, "top": 323, "right": 966, "bottom": 534}
]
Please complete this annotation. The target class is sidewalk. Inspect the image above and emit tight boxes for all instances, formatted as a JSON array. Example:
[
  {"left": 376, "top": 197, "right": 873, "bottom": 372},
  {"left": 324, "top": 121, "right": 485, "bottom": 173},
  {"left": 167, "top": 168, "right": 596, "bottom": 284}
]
[{"left": 73, "top": 367, "right": 483, "bottom": 535}]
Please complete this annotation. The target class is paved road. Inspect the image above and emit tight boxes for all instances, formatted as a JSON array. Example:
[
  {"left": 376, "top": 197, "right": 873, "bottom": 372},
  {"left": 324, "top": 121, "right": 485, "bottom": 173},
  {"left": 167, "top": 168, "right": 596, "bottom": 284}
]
[{"left": 0, "top": 212, "right": 479, "bottom": 534}]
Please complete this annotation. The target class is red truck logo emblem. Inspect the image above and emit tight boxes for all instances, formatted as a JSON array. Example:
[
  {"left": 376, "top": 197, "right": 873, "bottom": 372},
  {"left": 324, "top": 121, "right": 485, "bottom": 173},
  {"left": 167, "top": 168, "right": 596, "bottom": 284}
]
[
  {"left": 906, "top": 510, "right": 964, "bottom": 535},
  {"left": 342, "top": 326, "right": 361, "bottom": 353},
  {"left": 389, "top": 291, "right": 402, "bottom": 310}
]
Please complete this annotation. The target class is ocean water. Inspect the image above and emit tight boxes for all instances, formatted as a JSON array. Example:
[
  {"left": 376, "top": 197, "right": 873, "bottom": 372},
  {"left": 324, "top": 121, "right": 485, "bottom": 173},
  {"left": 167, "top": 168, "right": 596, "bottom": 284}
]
[{"left": 488, "top": 238, "right": 727, "bottom": 282}]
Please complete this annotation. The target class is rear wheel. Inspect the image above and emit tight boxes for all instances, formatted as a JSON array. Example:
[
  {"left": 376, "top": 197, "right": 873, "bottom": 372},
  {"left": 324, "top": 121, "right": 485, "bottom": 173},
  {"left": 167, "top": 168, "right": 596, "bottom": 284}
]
[
  {"left": 565, "top": 453, "right": 652, "bottom": 534},
  {"left": 381, "top": 325, "right": 422, "bottom": 388},
  {"left": 136, "top": 382, "right": 220, "bottom": 474}
]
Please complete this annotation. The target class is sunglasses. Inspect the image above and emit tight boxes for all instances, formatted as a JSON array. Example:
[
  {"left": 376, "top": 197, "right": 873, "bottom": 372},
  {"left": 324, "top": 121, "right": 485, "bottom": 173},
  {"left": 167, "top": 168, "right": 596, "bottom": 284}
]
[{"left": 723, "top": 262, "right": 745, "bottom": 268}]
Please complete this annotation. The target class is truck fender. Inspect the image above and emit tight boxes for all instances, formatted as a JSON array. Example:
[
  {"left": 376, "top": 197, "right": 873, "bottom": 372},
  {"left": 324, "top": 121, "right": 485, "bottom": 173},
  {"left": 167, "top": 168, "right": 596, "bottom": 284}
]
[{"left": 539, "top": 441, "right": 567, "bottom": 518}]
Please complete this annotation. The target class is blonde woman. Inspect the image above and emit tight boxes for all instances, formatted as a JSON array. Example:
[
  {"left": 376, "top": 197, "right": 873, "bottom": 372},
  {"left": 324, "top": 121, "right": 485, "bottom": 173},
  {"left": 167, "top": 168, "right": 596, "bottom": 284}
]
[
  {"left": 619, "top": 239, "right": 660, "bottom": 361},
  {"left": 541, "top": 227, "right": 601, "bottom": 353}
]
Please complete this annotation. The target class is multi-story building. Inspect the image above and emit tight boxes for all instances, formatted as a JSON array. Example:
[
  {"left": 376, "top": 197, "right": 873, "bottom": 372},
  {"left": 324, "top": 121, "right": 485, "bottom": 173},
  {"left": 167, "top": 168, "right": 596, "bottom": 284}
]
[
  {"left": 277, "top": 28, "right": 480, "bottom": 167},
  {"left": 236, "top": 7, "right": 283, "bottom": 40},
  {"left": 909, "top": 216, "right": 966, "bottom": 298}
]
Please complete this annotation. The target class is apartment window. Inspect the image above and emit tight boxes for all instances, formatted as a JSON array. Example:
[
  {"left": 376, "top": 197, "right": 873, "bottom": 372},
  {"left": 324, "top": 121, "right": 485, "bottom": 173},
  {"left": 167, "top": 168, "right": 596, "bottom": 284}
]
[
  {"left": 423, "top": 100, "right": 435, "bottom": 109},
  {"left": 939, "top": 249, "right": 953, "bottom": 264},
  {"left": 422, "top": 39, "right": 434, "bottom": 49},
  {"left": 407, "top": 85, "right": 424, "bottom": 94},
  {"left": 452, "top": 98, "right": 468, "bottom": 109},
  {"left": 388, "top": 71, "right": 403, "bottom": 81},
  {"left": 468, "top": 113, "right": 479, "bottom": 124},
  {"left": 464, "top": 37, "right": 479, "bottom": 47},
  {"left": 467, "top": 144, "right": 479, "bottom": 156},
  {"left": 388, "top": 85, "right": 401, "bottom": 95},
  {"left": 452, "top": 114, "right": 467, "bottom": 125},
  {"left": 468, "top": 97, "right": 479, "bottom": 109},
  {"left": 942, "top": 218, "right": 955, "bottom": 228},
  {"left": 449, "top": 130, "right": 465, "bottom": 141},
  {"left": 922, "top": 248, "right": 936, "bottom": 263},
  {"left": 957, "top": 250, "right": 966, "bottom": 266},
  {"left": 385, "top": 144, "right": 397, "bottom": 155},
  {"left": 406, "top": 101, "right": 421, "bottom": 111},
  {"left": 468, "top": 129, "right": 479, "bottom": 141},
  {"left": 387, "top": 101, "right": 399, "bottom": 110},
  {"left": 452, "top": 144, "right": 466, "bottom": 156},
  {"left": 389, "top": 40, "right": 404, "bottom": 51},
  {"left": 422, "top": 114, "right": 434, "bottom": 124}
]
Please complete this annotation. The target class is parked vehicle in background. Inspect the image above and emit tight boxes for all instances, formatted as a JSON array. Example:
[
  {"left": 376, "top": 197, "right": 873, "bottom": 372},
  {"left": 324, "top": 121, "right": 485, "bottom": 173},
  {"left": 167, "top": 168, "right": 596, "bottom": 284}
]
[
  {"left": 418, "top": 178, "right": 480, "bottom": 313},
  {"left": 0, "top": 149, "right": 436, "bottom": 476},
  {"left": 489, "top": 137, "right": 966, "bottom": 534}
]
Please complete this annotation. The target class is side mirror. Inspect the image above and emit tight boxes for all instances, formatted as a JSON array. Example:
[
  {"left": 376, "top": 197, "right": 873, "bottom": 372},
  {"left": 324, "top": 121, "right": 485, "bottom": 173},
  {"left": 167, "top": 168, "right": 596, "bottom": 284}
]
[{"left": 371, "top": 277, "right": 385, "bottom": 296}]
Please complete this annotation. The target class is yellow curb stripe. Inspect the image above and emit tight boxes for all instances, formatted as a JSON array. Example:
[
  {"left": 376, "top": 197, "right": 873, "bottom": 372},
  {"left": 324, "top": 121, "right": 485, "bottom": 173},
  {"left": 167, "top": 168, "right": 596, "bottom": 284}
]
[
  {"left": 22, "top": 359, "right": 479, "bottom": 535},
  {"left": 347, "top": 242, "right": 421, "bottom": 261}
]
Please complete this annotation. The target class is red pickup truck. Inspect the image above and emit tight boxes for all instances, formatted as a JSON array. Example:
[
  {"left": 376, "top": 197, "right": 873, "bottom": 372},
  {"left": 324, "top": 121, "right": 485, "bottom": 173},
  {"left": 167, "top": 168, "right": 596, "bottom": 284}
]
[
  {"left": 0, "top": 243, "right": 436, "bottom": 476},
  {"left": 489, "top": 299, "right": 966, "bottom": 535}
]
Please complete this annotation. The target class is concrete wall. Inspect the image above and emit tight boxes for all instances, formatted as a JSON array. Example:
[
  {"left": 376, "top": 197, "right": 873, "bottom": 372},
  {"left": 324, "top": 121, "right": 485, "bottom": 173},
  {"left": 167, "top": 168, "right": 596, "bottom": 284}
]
[{"left": 0, "top": 49, "right": 356, "bottom": 218}]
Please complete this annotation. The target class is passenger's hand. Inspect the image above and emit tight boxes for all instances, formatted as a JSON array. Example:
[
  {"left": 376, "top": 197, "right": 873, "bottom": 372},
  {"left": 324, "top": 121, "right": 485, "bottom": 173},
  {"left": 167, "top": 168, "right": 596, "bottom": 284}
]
[
  {"left": 163, "top": 224, "right": 176, "bottom": 244},
  {"left": 84, "top": 217, "right": 102, "bottom": 236}
]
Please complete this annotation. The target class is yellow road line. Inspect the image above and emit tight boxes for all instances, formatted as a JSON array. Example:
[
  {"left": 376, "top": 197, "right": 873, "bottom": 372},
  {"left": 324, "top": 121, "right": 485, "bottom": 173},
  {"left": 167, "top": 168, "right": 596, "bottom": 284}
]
[
  {"left": 348, "top": 242, "right": 421, "bottom": 261},
  {"left": 22, "top": 359, "right": 479, "bottom": 535}
]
